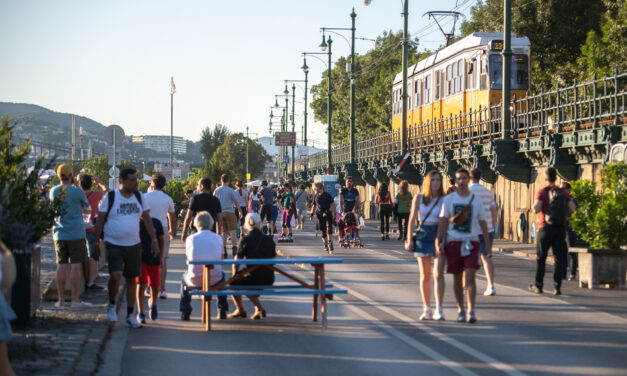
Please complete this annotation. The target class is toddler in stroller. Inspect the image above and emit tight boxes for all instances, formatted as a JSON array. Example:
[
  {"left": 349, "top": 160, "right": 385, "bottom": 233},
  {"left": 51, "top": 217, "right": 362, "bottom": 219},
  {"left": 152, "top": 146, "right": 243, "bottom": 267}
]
[{"left": 339, "top": 212, "right": 364, "bottom": 248}]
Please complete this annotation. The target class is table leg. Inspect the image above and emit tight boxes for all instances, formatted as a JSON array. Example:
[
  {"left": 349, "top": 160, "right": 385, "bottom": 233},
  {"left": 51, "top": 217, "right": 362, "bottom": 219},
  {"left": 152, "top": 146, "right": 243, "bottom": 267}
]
[
  {"left": 312, "top": 266, "right": 319, "bottom": 322},
  {"left": 206, "top": 296, "right": 211, "bottom": 331},
  {"left": 201, "top": 266, "right": 208, "bottom": 324},
  {"left": 320, "top": 264, "right": 327, "bottom": 329}
]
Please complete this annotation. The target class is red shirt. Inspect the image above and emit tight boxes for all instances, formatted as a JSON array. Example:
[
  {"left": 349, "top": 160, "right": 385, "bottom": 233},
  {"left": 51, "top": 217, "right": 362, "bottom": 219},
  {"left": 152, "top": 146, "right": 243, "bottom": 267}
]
[
  {"left": 536, "top": 184, "right": 572, "bottom": 228},
  {"left": 84, "top": 190, "right": 105, "bottom": 233}
]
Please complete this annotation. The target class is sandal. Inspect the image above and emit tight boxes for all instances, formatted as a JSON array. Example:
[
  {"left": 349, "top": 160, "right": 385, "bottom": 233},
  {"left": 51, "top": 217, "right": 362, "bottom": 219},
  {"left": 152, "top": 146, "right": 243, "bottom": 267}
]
[
  {"left": 251, "top": 309, "right": 266, "bottom": 320},
  {"left": 227, "top": 310, "right": 247, "bottom": 319}
]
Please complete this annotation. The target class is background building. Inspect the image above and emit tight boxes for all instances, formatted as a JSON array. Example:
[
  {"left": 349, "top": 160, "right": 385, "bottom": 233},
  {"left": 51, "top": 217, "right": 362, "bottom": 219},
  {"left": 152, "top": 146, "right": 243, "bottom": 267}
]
[{"left": 132, "top": 135, "right": 187, "bottom": 154}]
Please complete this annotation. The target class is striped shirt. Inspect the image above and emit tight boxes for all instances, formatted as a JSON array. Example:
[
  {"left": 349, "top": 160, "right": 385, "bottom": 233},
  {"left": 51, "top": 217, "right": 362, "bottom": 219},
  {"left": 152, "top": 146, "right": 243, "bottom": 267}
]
[{"left": 469, "top": 183, "right": 496, "bottom": 232}]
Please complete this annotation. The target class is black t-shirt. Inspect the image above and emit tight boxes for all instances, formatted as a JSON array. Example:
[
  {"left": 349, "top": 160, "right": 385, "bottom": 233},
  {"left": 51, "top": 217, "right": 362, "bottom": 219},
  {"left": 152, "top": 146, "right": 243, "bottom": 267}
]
[
  {"left": 189, "top": 193, "right": 222, "bottom": 231},
  {"left": 140, "top": 218, "right": 163, "bottom": 266},
  {"left": 236, "top": 229, "right": 277, "bottom": 281},
  {"left": 340, "top": 187, "right": 359, "bottom": 212},
  {"left": 313, "top": 192, "right": 334, "bottom": 214}
]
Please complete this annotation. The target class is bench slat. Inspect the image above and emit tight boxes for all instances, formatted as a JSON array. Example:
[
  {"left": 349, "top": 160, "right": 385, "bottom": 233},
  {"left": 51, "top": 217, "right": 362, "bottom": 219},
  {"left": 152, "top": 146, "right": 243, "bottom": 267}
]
[
  {"left": 227, "top": 283, "right": 333, "bottom": 290},
  {"left": 190, "top": 289, "right": 347, "bottom": 297}
]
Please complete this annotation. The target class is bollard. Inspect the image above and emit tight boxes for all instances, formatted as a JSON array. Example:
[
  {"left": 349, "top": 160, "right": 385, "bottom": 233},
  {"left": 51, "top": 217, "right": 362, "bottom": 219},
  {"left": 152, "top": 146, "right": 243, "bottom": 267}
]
[{"left": 11, "top": 244, "right": 40, "bottom": 325}]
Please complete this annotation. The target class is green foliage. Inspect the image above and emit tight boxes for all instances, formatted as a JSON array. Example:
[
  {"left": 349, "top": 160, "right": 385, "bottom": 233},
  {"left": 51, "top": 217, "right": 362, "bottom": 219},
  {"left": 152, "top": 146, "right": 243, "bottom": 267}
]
[
  {"left": 577, "top": 0, "right": 627, "bottom": 79},
  {"left": 81, "top": 156, "right": 136, "bottom": 190},
  {"left": 137, "top": 180, "right": 150, "bottom": 193},
  {"left": 0, "top": 117, "right": 66, "bottom": 249},
  {"left": 310, "top": 31, "right": 426, "bottom": 143},
  {"left": 460, "top": 0, "right": 607, "bottom": 88},
  {"left": 163, "top": 179, "right": 187, "bottom": 206},
  {"left": 571, "top": 161, "right": 627, "bottom": 250},
  {"left": 207, "top": 133, "right": 270, "bottom": 183},
  {"left": 200, "top": 124, "right": 230, "bottom": 162}
]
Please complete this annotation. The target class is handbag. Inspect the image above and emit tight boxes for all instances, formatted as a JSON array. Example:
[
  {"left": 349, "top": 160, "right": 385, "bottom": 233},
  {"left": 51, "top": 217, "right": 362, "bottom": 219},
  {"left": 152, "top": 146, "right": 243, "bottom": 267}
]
[
  {"left": 412, "top": 195, "right": 441, "bottom": 245},
  {"left": 450, "top": 195, "right": 474, "bottom": 226}
]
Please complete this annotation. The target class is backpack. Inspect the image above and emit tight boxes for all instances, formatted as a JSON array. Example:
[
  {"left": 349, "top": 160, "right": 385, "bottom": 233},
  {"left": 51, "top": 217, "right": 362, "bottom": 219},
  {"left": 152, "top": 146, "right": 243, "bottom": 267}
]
[
  {"left": 544, "top": 187, "right": 568, "bottom": 226},
  {"left": 99, "top": 190, "right": 143, "bottom": 238}
]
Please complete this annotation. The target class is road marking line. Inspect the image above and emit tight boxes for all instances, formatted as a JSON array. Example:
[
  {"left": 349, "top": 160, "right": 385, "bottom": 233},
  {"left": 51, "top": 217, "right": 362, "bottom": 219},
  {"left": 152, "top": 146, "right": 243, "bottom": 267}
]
[
  {"left": 341, "top": 299, "right": 480, "bottom": 376},
  {"left": 337, "top": 285, "right": 527, "bottom": 376}
]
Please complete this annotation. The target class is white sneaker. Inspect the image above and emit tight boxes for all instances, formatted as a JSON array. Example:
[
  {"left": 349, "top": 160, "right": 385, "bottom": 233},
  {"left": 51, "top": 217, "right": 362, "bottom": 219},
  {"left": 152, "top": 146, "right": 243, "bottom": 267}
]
[
  {"left": 70, "top": 301, "right": 93, "bottom": 309},
  {"left": 158, "top": 290, "right": 167, "bottom": 299},
  {"left": 419, "top": 307, "right": 432, "bottom": 320},
  {"left": 107, "top": 305, "right": 118, "bottom": 323},
  {"left": 433, "top": 307, "right": 445, "bottom": 321},
  {"left": 54, "top": 301, "right": 64, "bottom": 308},
  {"left": 483, "top": 287, "right": 496, "bottom": 296},
  {"left": 125, "top": 315, "right": 143, "bottom": 328}
]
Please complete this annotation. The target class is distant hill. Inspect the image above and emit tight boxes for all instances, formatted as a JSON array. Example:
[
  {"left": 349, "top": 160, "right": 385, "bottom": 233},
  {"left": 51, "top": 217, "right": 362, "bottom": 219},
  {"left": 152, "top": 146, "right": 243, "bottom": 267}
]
[{"left": 0, "top": 102, "right": 106, "bottom": 135}]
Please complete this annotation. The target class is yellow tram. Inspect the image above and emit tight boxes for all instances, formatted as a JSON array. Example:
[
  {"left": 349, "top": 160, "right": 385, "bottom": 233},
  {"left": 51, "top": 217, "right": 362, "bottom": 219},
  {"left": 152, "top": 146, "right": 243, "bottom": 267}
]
[{"left": 392, "top": 32, "right": 531, "bottom": 131}]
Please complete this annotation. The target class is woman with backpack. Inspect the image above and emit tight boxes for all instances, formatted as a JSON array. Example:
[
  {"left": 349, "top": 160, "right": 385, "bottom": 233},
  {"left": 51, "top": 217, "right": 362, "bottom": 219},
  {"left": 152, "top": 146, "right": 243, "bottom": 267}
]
[{"left": 375, "top": 183, "right": 393, "bottom": 240}]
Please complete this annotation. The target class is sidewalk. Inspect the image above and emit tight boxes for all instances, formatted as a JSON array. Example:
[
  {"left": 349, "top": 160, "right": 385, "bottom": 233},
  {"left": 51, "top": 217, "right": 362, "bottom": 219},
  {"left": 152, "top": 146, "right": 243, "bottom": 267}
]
[{"left": 8, "top": 235, "right": 111, "bottom": 376}]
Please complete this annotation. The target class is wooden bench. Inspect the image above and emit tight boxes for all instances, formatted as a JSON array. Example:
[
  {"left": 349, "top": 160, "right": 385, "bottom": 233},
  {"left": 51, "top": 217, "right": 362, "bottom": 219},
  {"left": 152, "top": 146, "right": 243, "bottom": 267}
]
[{"left": 188, "top": 257, "right": 347, "bottom": 331}]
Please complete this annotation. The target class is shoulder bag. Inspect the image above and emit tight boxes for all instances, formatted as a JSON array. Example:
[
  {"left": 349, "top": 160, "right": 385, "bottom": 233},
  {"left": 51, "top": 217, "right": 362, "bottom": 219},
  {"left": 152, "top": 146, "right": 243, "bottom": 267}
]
[{"left": 450, "top": 195, "right": 474, "bottom": 226}]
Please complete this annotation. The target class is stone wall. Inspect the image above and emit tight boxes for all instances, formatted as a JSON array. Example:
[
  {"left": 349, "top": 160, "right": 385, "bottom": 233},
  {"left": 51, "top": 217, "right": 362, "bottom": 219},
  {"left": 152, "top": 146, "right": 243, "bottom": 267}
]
[{"left": 356, "top": 164, "right": 603, "bottom": 243}]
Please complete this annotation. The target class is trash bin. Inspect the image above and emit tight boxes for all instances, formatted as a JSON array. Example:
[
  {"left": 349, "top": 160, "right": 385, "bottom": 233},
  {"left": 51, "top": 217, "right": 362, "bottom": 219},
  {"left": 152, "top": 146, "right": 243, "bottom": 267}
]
[{"left": 11, "top": 244, "right": 40, "bottom": 325}]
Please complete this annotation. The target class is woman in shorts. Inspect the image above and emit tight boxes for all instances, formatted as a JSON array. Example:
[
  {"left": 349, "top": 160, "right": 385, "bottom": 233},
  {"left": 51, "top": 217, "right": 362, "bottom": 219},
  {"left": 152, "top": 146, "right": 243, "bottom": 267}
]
[{"left": 405, "top": 170, "right": 445, "bottom": 321}]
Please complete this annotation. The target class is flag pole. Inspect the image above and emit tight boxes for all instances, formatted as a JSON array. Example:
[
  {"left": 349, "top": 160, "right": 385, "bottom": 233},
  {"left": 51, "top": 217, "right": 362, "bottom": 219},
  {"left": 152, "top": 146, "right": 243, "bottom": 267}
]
[{"left": 170, "top": 77, "right": 175, "bottom": 177}]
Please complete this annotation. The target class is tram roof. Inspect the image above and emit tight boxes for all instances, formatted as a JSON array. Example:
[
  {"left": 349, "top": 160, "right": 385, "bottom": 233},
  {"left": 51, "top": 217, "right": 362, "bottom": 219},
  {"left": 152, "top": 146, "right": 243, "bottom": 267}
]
[{"left": 394, "top": 32, "right": 531, "bottom": 85}]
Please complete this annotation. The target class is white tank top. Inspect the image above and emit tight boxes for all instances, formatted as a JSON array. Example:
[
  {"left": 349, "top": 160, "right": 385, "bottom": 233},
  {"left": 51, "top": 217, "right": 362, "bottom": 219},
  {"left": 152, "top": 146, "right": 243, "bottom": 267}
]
[{"left": 419, "top": 195, "right": 443, "bottom": 223}]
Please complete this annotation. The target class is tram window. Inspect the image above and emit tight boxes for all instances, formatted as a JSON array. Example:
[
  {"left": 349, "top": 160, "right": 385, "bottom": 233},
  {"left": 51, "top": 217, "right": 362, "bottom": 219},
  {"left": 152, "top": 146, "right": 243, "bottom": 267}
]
[
  {"left": 446, "top": 65, "right": 452, "bottom": 96},
  {"left": 407, "top": 82, "right": 412, "bottom": 109},
  {"left": 435, "top": 71, "right": 441, "bottom": 100},
  {"left": 457, "top": 60, "right": 463, "bottom": 92},
  {"left": 489, "top": 54, "right": 529, "bottom": 90},
  {"left": 467, "top": 61, "right": 475, "bottom": 89},
  {"left": 415, "top": 80, "right": 421, "bottom": 106},
  {"left": 452, "top": 63, "right": 458, "bottom": 95},
  {"left": 424, "top": 75, "right": 431, "bottom": 104}
]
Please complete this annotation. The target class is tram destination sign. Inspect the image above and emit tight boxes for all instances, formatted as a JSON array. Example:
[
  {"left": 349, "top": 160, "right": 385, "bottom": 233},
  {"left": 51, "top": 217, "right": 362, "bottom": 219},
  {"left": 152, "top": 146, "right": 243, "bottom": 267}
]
[{"left": 275, "top": 132, "right": 296, "bottom": 146}]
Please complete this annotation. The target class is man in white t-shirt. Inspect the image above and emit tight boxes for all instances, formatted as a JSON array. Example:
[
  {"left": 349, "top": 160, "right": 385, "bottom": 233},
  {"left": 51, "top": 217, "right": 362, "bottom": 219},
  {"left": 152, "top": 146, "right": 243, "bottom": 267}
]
[
  {"left": 469, "top": 168, "right": 498, "bottom": 297},
  {"left": 180, "top": 211, "right": 229, "bottom": 320},
  {"left": 437, "top": 168, "right": 491, "bottom": 324},
  {"left": 93, "top": 168, "right": 159, "bottom": 328},
  {"left": 144, "top": 174, "right": 176, "bottom": 299}
]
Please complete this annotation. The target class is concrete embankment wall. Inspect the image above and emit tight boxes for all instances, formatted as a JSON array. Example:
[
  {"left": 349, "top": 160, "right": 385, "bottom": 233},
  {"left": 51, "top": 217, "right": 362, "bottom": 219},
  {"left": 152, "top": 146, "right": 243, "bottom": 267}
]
[{"left": 356, "top": 164, "right": 603, "bottom": 243}]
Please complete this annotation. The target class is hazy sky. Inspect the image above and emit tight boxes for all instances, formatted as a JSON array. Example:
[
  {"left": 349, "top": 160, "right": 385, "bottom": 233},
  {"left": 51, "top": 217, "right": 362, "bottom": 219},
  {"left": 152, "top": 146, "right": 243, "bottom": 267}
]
[{"left": 0, "top": 0, "right": 474, "bottom": 146}]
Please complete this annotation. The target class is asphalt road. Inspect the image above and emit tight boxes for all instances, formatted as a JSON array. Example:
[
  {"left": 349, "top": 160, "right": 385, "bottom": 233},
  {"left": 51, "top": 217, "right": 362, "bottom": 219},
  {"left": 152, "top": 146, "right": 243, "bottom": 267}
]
[{"left": 107, "top": 221, "right": 627, "bottom": 376}]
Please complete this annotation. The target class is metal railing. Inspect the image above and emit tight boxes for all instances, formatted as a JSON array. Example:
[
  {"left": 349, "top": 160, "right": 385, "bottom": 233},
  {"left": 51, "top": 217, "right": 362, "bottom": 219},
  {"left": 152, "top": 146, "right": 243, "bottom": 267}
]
[{"left": 298, "top": 71, "right": 626, "bottom": 171}]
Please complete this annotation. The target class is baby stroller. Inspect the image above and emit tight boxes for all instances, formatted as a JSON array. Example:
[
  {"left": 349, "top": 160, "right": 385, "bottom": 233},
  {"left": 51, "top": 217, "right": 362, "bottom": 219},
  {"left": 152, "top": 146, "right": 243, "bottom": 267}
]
[{"left": 339, "top": 212, "right": 364, "bottom": 248}]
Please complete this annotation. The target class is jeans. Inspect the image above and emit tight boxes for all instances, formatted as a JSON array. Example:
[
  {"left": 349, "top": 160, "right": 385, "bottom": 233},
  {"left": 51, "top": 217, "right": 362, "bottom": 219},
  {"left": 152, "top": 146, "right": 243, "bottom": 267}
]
[
  {"left": 180, "top": 273, "right": 228, "bottom": 315},
  {"left": 535, "top": 226, "right": 568, "bottom": 289},
  {"left": 397, "top": 213, "right": 410, "bottom": 240}
]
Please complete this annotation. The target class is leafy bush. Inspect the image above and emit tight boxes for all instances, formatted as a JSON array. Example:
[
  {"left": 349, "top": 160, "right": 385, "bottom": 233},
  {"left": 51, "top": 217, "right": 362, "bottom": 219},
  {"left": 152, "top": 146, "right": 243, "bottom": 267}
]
[
  {"left": 0, "top": 117, "right": 66, "bottom": 250},
  {"left": 571, "top": 161, "right": 627, "bottom": 249}
]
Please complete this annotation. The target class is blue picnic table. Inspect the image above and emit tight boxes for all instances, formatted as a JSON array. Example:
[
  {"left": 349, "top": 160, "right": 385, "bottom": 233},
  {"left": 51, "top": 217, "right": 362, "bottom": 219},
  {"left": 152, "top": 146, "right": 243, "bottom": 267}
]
[{"left": 188, "top": 257, "right": 347, "bottom": 331}]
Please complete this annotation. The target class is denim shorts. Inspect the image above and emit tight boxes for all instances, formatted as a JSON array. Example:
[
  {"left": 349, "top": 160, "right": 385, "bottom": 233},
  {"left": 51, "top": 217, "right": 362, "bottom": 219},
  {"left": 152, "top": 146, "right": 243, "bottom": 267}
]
[
  {"left": 413, "top": 224, "right": 438, "bottom": 258},
  {"left": 479, "top": 232, "right": 495, "bottom": 256}
]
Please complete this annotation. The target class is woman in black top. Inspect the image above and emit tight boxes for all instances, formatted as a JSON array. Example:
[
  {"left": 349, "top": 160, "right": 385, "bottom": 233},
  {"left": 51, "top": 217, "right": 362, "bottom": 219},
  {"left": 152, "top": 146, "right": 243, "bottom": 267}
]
[
  {"left": 310, "top": 182, "right": 336, "bottom": 254},
  {"left": 228, "top": 213, "right": 276, "bottom": 319}
]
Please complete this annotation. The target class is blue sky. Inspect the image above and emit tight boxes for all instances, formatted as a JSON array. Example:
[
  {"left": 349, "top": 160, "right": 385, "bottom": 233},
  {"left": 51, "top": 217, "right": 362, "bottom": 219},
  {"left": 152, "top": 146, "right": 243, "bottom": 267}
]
[{"left": 0, "top": 0, "right": 475, "bottom": 146}]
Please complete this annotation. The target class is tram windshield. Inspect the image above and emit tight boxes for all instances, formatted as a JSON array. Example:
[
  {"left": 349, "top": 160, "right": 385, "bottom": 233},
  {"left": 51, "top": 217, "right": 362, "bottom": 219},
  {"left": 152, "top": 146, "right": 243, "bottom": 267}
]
[{"left": 489, "top": 54, "right": 529, "bottom": 90}]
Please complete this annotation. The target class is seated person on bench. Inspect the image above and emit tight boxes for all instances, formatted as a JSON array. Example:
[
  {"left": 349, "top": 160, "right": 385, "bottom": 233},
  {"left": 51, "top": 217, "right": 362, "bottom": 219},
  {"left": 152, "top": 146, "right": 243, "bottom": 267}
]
[
  {"left": 228, "top": 213, "right": 277, "bottom": 320},
  {"left": 180, "top": 211, "right": 229, "bottom": 321}
]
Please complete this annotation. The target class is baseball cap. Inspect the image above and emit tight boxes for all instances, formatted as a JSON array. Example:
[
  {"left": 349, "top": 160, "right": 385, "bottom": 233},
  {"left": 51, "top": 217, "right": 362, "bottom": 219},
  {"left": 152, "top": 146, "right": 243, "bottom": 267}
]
[{"left": 56, "top": 163, "right": 73, "bottom": 180}]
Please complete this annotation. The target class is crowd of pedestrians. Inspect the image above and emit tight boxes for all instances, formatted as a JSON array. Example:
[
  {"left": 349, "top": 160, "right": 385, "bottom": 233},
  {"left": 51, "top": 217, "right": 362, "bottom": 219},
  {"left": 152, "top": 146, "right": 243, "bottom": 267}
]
[{"left": 44, "top": 161, "right": 581, "bottom": 328}]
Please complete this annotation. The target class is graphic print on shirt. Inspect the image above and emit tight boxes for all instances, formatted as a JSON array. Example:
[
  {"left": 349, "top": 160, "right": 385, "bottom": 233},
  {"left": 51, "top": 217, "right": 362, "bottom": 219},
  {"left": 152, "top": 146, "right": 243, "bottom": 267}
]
[
  {"left": 118, "top": 202, "right": 141, "bottom": 215},
  {"left": 452, "top": 203, "right": 472, "bottom": 233}
]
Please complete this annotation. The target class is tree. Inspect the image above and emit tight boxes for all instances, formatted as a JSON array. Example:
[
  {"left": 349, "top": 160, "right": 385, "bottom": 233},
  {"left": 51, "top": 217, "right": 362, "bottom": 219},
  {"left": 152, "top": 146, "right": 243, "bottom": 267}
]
[
  {"left": 207, "top": 133, "right": 271, "bottom": 183},
  {"left": 576, "top": 0, "right": 627, "bottom": 80},
  {"left": 81, "top": 155, "right": 136, "bottom": 188},
  {"left": 460, "top": 0, "right": 606, "bottom": 88},
  {"left": 199, "top": 124, "right": 230, "bottom": 164},
  {"left": 310, "top": 31, "right": 425, "bottom": 143}
]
